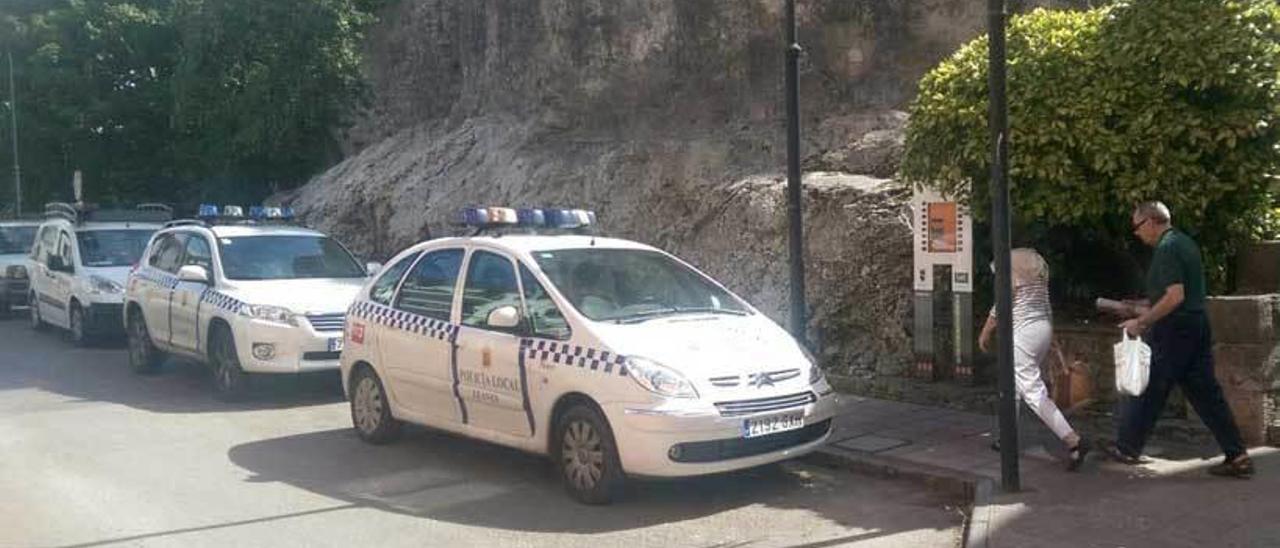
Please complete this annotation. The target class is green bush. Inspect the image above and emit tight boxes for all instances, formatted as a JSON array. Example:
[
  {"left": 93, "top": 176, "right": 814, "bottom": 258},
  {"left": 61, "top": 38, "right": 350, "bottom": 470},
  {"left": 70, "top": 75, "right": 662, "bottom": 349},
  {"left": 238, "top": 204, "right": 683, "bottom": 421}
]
[{"left": 901, "top": 0, "right": 1280, "bottom": 295}]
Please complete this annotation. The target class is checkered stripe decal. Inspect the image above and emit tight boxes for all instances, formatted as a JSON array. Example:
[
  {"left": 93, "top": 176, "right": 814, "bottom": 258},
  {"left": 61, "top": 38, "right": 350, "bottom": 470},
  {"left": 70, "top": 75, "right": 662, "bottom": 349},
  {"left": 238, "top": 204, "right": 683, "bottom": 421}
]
[
  {"left": 201, "top": 289, "right": 244, "bottom": 313},
  {"left": 349, "top": 300, "right": 457, "bottom": 341},
  {"left": 520, "top": 339, "right": 629, "bottom": 376},
  {"left": 133, "top": 267, "right": 179, "bottom": 289}
]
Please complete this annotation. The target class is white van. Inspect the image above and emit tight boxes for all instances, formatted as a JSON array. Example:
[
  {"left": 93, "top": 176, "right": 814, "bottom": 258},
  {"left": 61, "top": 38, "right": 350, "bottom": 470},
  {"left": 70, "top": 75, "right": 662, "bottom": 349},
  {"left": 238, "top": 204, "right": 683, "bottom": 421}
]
[{"left": 27, "top": 203, "right": 168, "bottom": 344}]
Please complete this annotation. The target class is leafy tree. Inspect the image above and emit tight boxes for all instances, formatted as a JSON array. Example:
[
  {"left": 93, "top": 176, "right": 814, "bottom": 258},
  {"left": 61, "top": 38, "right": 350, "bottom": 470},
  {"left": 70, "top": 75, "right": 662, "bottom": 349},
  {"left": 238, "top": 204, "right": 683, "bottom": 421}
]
[
  {"left": 0, "top": 0, "right": 383, "bottom": 211},
  {"left": 901, "top": 0, "right": 1280, "bottom": 295}
]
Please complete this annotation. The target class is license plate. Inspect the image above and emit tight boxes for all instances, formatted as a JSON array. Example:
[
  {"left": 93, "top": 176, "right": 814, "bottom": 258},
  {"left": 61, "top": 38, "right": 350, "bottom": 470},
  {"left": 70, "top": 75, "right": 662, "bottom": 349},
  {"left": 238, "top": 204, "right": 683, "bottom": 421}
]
[
  {"left": 327, "top": 337, "right": 344, "bottom": 352},
  {"left": 741, "top": 412, "right": 804, "bottom": 439}
]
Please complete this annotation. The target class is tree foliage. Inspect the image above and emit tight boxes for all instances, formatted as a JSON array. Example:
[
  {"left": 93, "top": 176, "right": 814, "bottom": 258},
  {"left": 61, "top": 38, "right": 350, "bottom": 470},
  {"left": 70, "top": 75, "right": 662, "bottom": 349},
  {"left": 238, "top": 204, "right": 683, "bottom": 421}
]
[
  {"left": 901, "top": 0, "right": 1280, "bottom": 294},
  {"left": 0, "top": 0, "right": 384, "bottom": 210}
]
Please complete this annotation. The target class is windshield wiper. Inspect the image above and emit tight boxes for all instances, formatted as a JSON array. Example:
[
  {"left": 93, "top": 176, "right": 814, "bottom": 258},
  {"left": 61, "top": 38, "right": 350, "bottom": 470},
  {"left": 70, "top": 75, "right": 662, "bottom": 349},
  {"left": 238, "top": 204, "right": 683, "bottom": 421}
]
[{"left": 611, "top": 306, "right": 746, "bottom": 324}]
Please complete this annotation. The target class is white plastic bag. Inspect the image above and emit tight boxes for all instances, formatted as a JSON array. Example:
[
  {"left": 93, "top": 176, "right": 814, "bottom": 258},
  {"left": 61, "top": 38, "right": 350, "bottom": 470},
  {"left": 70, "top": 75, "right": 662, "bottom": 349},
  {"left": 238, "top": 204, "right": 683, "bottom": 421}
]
[{"left": 1113, "top": 329, "right": 1151, "bottom": 396}]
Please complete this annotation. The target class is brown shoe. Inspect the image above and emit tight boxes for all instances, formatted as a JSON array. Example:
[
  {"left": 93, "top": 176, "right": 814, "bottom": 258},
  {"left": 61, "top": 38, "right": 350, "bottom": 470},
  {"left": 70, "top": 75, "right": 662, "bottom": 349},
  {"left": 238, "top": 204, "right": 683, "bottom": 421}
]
[{"left": 1208, "top": 455, "right": 1254, "bottom": 479}]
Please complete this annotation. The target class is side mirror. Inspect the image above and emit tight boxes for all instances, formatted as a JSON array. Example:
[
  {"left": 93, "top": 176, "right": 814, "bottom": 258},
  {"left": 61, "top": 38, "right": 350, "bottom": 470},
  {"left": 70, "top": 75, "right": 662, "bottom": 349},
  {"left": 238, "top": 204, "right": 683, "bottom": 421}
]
[
  {"left": 177, "top": 265, "right": 211, "bottom": 284},
  {"left": 366, "top": 262, "right": 383, "bottom": 276},
  {"left": 47, "top": 255, "right": 72, "bottom": 273},
  {"left": 486, "top": 305, "right": 521, "bottom": 329}
]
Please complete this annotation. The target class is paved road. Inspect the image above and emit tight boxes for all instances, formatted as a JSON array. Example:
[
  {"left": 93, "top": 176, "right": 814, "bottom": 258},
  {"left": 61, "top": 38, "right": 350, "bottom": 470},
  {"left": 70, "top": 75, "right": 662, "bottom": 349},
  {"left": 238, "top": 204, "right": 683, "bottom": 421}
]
[{"left": 0, "top": 317, "right": 963, "bottom": 548}]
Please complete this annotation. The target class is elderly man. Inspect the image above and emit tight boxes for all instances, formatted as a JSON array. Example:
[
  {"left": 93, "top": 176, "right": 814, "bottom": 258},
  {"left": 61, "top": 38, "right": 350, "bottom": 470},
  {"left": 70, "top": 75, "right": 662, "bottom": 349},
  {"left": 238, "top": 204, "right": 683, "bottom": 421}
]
[{"left": 1111, "top": 202, "right": 1253, "bottom": 478}]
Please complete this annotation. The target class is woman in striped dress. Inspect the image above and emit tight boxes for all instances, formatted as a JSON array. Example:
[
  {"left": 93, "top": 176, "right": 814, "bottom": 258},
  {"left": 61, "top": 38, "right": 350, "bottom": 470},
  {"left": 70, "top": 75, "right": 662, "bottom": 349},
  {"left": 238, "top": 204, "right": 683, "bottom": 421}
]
[{"left": 979, "top": 248, "right": 1089, "bottom": 471}]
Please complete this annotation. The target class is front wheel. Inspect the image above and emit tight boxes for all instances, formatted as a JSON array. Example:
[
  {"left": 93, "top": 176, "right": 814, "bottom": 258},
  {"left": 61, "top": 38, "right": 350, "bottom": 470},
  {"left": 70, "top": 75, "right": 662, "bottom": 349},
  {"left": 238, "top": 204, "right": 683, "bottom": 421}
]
[
  {"left": 127, "top": 312, "right": 164, "bottom": 374},
  {"left": 555, "top": 404, "right": 626, "bottom": 505},
  {"left": 28, "top": 293, "right": 45, "bottom": 331},
  {"left": 211, "top": 329, "right": 250, "bottom": 401},
  {"left": 69, "top": 304, "right": 91, "bottom": 347},
  {"left": 350, "top": 367, "right": 402, "bottom": 444}
]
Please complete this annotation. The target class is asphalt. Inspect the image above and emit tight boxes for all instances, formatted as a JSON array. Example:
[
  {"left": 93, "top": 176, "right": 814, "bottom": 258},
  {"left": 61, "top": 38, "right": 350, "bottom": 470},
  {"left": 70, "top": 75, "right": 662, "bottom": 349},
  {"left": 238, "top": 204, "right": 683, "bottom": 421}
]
[{"left": 0, "top": 316, "right": 964, "bottom": 548}]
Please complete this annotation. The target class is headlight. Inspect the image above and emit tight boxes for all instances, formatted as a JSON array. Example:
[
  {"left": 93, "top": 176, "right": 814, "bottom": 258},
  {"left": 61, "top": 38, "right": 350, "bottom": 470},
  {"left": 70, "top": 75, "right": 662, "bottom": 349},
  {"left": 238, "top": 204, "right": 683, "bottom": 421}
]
[
  {"left": 239, "top": 303, "right": 297, "bottom": 326},
  {"left": 625, "top": 356, "right": 698, "bottom": 399},
  {"left": 5, "top": 265, "right": 27, "bottom": 280},
  {"left": 88, "top": 275, "right": 124, "bottom": 295},
  {"left": 800, "top": 343, "right": 825, "bottom": 384}
]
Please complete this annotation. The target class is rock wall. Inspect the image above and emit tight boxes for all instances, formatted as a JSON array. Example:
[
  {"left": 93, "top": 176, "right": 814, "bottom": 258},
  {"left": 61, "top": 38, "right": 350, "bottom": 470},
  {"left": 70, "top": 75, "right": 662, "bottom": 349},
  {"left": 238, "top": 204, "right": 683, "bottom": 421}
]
[{"left": 291, "top": 0, "right": 1084, "bottom": 378}]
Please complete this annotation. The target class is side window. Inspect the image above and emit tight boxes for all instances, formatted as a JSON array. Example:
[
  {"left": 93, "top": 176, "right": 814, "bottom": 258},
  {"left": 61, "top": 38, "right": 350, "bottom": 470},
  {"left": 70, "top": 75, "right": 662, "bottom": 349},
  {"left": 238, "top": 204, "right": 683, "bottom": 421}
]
[
  {"left": 460, "top": 251, "right": 521, "bottom": 328},
  {"left": 38, "top": 226, "right": 56, "bottom": 260},
  {"left": 149, "top": 234, "right": 186, "bottom": 273},
  {"left": 182, "top": 235, "right": 213, "bottom": 271},
  {"left": 369, "top": 251, "right": 422, "bottom": 306},
  {"left": 57, "top": 232, "right": 74, "bottom": 265},
  {"left": 520, "top": 265, "right": 571, "bottom": 339},
  {"left": 395, "top": 249, "right": 463, "bottom": 321}
]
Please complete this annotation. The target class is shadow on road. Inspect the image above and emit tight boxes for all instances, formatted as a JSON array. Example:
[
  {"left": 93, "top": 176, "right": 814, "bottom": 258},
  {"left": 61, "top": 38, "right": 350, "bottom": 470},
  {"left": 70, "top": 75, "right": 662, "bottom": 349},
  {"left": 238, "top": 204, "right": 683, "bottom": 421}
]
[
  {"left": 0, "top": 317, "right": 343, "bottom": 413},
  {"left": 227, "top": 425, "right": 965, "bottom": 537}
]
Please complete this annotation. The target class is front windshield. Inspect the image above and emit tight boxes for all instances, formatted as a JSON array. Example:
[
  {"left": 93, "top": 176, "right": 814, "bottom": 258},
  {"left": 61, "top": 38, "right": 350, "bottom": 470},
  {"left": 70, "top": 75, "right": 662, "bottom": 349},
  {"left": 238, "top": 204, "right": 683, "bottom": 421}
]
[
  {"left": 76, "top": 229, "right": 155, "bottom": 267},
  {"left": 219, "top": 235, "right": 365, "bottom": 280},
  {"left": 533, "top": 248, "right": 749, "bottom": 323},
  {"left": 0, "top": 226, "right": 37, "bottom": 255}
]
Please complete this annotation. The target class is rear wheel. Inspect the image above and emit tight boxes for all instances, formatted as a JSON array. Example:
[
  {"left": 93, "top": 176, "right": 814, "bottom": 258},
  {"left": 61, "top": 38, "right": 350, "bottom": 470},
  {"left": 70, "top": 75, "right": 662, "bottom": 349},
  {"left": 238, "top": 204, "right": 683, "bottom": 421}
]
[
  {"left": 28, "top": 293, "right": 45, "bottom": 331},
  {"left": 555, "top": 404, "right": 625, "bottom": 505},
  {"left": 127, "top": 312, "right": 164, "bottom": 374},
  {"left": 211, "top": 328, "right": 249, "bottom": 401},
  {"left": 350, "top": 366, "right": 402, "bottom": 444}
]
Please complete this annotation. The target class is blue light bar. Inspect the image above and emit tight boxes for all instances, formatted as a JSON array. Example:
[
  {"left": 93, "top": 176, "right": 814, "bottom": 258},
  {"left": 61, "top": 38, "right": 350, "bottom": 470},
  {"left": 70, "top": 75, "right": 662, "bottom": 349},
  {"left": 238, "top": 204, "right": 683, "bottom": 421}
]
[
  {"left": 517, "top": 208, "right": 545, "bottom": 226},
  {"left": 198, "top": 204, "right": 219, "bottom": 218},
  {"left": 280, "top": 207, "right": 295, "bottom": 220},
  {"left": 544, "top": 208, "right": 595, "bottom": 229},
  {"left": 222, "top": 205, "right": 244, "bottom": 218},
  {"left": 249, "top": 206, "right": 267, "bottom": 219}
]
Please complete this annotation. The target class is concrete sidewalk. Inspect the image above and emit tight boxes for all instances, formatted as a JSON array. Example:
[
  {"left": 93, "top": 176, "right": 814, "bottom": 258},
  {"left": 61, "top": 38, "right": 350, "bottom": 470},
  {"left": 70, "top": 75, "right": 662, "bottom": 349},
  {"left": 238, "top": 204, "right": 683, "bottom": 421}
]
[{"left": 816, "top": 394, "right": 1280, "bottom": 548}]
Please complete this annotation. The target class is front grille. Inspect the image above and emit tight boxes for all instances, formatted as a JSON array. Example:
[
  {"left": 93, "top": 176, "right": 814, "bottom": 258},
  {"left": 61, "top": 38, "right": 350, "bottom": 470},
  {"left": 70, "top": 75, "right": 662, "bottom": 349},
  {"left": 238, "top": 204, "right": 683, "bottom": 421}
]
[
  {"left": 302, "top": 351, "right": 341, "bottom": 361},
  {"left": 669, "top": 419, "right": 831, "bottom": 463},
  {"left": 709, "top": 375, "right": 740, "bottom": 388},
  {"left": 305, "top": 313, "right": 346, "bottom": 332},
  {"left": 708, "top": 369, "right": 801, "bottom": 389},
  {"left": 714, "top": 392, "right": 817, "bottom": 417}
]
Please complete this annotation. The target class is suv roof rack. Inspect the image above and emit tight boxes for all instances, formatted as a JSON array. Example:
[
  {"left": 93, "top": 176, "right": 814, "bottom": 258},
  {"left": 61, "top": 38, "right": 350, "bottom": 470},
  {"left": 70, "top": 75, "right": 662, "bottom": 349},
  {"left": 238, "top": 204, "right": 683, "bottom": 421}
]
[{"left": 44, "top": 202, "right": 174, "bottom": 224}]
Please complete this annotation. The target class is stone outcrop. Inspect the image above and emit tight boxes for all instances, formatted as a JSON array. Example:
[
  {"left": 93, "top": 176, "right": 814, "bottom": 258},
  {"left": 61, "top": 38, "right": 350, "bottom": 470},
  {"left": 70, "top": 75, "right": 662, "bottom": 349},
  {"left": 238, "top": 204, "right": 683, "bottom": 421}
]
[{"left": 289, "top": 0, "right": 1085, "bottom": 377}]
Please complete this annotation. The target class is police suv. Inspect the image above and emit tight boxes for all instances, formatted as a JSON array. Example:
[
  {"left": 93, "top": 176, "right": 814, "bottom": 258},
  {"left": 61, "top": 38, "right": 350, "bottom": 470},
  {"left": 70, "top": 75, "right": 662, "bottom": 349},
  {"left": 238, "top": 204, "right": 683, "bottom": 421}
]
[
  {"left": 27, "top": 203, "right": 170, "bottom": 344},
  {"left": 124, "top": 205, "right": 376, "bottom": 399},
  {"left": 0, "top": 217, "right": 40, "bottom": 317},
  {"left": 340, "top": 207, "right": 837, "bottom": 504}
]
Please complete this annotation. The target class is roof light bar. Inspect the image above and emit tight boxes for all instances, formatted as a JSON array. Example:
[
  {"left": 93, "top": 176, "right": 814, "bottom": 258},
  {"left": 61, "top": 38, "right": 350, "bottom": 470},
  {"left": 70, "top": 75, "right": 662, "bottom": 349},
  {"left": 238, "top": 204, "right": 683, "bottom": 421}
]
[{"left": 459, "top": 206, "right": 596, "bottom": 230}]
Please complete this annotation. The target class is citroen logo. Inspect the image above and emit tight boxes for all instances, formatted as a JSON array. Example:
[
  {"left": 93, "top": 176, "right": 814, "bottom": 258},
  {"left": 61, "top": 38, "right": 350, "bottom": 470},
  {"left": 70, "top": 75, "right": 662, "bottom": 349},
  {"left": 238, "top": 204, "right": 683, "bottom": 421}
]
[{"left": 749, "top": 373, "right": 775, "bottom": 388}]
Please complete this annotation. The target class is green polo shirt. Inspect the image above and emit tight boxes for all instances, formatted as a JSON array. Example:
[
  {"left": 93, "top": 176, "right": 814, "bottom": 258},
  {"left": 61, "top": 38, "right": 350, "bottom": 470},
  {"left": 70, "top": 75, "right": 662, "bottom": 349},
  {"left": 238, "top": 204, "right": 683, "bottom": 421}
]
[{"left": 1145, "top": 228, "right": 1206, "bottom": 315}]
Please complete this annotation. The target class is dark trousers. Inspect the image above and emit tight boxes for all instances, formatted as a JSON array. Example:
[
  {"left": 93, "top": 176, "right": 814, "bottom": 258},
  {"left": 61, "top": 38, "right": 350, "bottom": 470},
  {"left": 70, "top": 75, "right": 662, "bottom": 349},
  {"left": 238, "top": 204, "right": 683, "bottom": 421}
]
[{"left": 1116, "top": 312, "right": 1246, "bottom": 460}]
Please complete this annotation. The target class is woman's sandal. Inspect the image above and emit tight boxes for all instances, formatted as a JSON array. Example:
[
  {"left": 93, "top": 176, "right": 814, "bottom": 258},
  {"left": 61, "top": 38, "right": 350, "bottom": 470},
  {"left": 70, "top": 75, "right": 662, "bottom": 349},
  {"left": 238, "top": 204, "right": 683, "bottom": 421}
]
[{"left": 1066, "top": 437, "right": 1091, "bottom": 472}]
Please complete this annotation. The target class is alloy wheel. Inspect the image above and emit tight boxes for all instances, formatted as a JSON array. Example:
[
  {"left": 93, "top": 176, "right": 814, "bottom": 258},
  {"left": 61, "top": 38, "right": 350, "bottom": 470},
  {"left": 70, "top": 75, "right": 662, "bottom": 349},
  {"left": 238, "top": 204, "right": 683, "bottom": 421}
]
[
  {"left": 561, "top": 420, "right": 605, "bottom": 492},
  {"left": 353, "top": 376, "right": 383, "bottom": 435}
]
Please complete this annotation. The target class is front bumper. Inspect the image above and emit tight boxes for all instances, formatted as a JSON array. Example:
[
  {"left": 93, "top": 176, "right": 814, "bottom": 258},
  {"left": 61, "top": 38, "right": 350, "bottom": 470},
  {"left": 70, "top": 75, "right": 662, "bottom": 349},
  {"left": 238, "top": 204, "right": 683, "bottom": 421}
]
[
  {"left": 602, "top": 390, "right": 839, "bottom": 478},
  {"left": 231, "top": 317, "right": 344, "bottom": 374},
  {"left": 85, "top": 302, "right": 125, "bottom": 334},
  {"left": 2, "top": 277, "right": 28, "bottom": 307}
]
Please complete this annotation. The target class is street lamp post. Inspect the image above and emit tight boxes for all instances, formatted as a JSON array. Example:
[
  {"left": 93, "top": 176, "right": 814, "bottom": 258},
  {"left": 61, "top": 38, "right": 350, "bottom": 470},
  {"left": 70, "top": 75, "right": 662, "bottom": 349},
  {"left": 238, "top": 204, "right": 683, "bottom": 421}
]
[
  {"left": 6, "top": 49, "right": 20, "bottom": 217},
  {"left": 987, "top": 0, "right": 1020, "bottom": 492},
  {"left": 784, "top": 0, "right": 807, "bottom": 341}
]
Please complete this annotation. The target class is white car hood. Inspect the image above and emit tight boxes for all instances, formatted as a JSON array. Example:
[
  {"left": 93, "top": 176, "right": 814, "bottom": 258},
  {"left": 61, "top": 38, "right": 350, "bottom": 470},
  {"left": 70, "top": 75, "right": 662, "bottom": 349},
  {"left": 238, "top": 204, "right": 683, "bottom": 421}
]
[
  {"left": 590, "top": 313, "right": 810, "bottom": 380},
  {"left": 86, "top": 266, "right": 134, "bottom": 287},
  {"left": 221, "top": 278, "right": 365, "bottom": 315}
]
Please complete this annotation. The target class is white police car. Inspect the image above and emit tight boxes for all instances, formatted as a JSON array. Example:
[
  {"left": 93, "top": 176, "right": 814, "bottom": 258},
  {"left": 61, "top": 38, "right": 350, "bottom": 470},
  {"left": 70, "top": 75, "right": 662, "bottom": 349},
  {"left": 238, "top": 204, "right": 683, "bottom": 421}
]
[
  {"left": 0, "top": 218, "right": 40, "bottom": 317},
  {"left": 340, "top": 207, "right": 837, "bottom": 504},
  {"left": 27, "top": 203, "right": 169, "bottom": 344},
  {"left": 124, "top": 205, "right": 377, "bottom": 399}
]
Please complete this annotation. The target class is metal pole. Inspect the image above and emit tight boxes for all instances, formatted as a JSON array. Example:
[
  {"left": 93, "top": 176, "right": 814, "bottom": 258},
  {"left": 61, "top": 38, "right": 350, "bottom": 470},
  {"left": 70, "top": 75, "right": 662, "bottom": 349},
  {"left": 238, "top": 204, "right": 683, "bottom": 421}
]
[
  {"left": 987, "top": 0, "right": 1020, "bottom": 492},
  {"left": 785, "top": 0, "right": 807, "bottom": 340},
  {"left": 7, "top": 50, "right": 20, "bottom": 216}
]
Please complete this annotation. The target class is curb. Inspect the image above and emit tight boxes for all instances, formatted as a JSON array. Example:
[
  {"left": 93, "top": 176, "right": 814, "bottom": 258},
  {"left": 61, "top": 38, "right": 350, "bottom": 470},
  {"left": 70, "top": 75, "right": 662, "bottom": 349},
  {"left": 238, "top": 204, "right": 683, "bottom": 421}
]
[{"left": 808, "top": 445, "right": 994, "bottom": 548}]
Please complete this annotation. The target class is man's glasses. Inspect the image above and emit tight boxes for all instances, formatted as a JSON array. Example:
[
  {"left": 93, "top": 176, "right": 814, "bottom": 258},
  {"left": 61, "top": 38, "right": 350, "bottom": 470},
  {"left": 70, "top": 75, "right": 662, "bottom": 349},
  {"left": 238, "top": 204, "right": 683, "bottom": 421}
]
[{"left": 1132, "top": 217, "right": 1149, "bottom": 232}]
